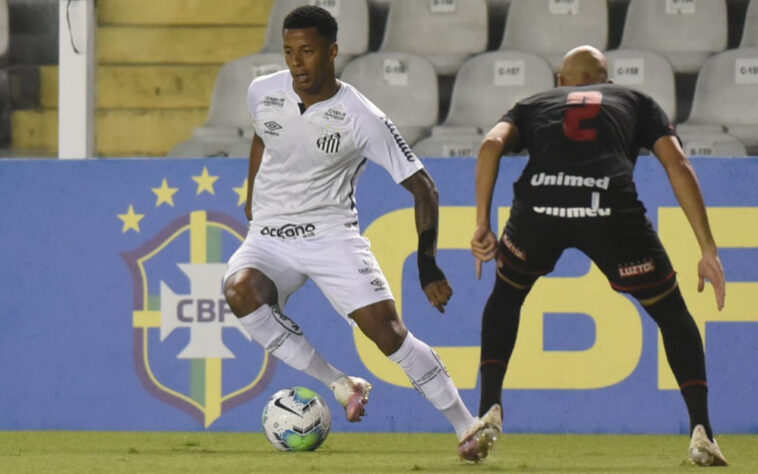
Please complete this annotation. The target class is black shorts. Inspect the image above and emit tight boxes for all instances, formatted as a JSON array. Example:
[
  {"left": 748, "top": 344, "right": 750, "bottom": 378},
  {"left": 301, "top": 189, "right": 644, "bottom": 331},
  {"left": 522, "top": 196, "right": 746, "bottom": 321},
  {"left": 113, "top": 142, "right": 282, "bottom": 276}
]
[{"left": 496, "top": 208, "right": 676, "bottom": 299}]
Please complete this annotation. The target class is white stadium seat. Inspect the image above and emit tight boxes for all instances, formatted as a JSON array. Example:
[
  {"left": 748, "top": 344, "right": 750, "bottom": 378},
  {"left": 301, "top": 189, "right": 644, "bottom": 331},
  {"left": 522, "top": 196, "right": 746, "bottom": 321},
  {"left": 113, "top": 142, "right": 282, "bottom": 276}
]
[
  {"left": 605, "top": 49, "right": 677, "bottom": 121},
  {"left": 379, "top": 0, "right": 488, "bottom": 75},
  {"left": 740, "top": 0, "right": 758, "bottom": 48},
  {"left": 261, "top": 0, "right": 369, "bottom": 74},
  {"left": 681, "top": 134, "right": 748, "bottom": 158},
  {"left": 167, "top": 53, "right": 287, "bottom": 158},
  {"left": 677, "top": 48, "right": 758, "bottom": 155},
  {"left": 412, "top": 128, "right": 484, "bottom": 158},
  {"left": 499, "top": 0, "right": 608, "bottom": 71},
  {"left": 340, "top": 52, "right": 439, "bottom": 146},
  {"left": 619, "top": 0, "right": 727, "bottom": 74},
  {"left": 413, "top": 51, "right": 552, "bottom": 157},
  {"left": 0, "top": 0, "right": 8, "bottom": 63},
  {"left": 438, "top": 51, "right": 554, "bottom": 132}
]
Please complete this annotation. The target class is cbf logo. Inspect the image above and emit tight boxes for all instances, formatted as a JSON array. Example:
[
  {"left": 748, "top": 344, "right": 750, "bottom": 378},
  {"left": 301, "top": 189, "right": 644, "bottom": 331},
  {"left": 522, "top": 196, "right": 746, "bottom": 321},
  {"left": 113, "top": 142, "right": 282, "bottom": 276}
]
[{"left": 119, "top": 168, "right": 277, "bottom": 427}]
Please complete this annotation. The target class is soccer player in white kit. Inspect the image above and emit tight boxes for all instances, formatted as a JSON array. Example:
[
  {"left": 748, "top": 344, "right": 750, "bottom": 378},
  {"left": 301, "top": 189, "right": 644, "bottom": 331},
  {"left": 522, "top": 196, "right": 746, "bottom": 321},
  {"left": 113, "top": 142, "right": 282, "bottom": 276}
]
[{"left": 223, "top": 5, "right": 500, "bottom": 462}]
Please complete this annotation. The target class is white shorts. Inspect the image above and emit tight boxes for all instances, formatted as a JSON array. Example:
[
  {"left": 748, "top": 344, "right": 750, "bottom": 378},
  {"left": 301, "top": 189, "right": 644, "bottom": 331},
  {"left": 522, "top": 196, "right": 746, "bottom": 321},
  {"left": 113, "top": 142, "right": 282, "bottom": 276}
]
[{"left": 224, "top": 225, "right": 394, "bottom": 321}]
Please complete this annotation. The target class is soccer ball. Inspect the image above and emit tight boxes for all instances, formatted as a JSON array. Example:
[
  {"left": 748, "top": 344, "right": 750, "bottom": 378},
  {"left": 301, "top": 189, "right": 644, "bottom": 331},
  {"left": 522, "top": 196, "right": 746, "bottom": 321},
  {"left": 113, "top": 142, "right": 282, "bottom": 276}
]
[{"left": 262, "top": 386, "right": 332, "bottom": 451}]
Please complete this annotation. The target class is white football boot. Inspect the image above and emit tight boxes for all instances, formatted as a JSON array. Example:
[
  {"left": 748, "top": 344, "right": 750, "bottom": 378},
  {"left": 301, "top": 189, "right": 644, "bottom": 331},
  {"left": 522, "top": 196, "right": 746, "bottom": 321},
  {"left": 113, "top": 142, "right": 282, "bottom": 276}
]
[
  {"left": 688, "top": 424, "right": 728, "bottom": 466},
  {"left": 330, "top": 376, "right": 372, "bottom": 422},
  {"left": 457, "top": 404, "right": 503, "bottom": 462}
]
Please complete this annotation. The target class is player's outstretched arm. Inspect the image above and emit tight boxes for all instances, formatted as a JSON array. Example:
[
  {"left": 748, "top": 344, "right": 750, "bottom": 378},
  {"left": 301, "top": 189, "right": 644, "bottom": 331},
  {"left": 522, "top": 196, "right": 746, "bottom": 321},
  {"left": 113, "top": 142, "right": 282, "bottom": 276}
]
[
  {"left": 472, "top": 121, "right": 518, "bottom": 279},
  {"left": 245, "top": 134, "right": 265, "bottom": 222},
  {"left": 401, "top": 169, "right": 452, "bottom": 313},
  {"left": 653, "top": 135, "right": 726, "bottom": 310}
]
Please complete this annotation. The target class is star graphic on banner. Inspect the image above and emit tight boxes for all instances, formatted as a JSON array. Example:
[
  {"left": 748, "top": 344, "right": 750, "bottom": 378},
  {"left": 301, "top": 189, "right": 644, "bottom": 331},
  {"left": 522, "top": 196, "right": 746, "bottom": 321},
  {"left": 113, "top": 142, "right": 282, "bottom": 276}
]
[
  {"left": 118, "top": 205, "right": 145, "bottom": 233},
  {"left": 151, "top": 178, "right": 179, "bottom": 207},
  {"left": 233, "top": 178, "right": 248, "bottom": 206},
  {"left": 192, "top": 167, "right": 219, "bottom": 195}
]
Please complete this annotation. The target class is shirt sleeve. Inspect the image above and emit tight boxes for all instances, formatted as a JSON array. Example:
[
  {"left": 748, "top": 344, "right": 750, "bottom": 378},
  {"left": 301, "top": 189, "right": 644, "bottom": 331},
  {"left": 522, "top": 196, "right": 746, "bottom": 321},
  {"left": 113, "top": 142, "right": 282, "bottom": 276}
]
[
  {"left": 638, "top": 93, "right": 678, "bottom": 150},
  {"left": 498, "top": 102, "right": 525, "bottom": 152},
  {"left": 353, "top": 107, "right": 424, "bottom": 184}
]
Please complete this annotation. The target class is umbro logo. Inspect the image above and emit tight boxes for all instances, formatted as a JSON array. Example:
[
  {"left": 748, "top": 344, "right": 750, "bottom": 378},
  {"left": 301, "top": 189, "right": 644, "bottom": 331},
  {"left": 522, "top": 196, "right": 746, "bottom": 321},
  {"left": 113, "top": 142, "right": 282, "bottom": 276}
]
[{"left": 263, "top": 121, "right": 282, "bottom": 136}]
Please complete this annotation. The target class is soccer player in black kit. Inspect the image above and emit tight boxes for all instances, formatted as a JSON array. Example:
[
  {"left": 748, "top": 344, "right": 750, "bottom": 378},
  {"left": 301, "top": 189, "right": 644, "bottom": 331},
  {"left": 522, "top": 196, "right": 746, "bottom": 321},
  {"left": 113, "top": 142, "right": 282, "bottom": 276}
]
[{"left": 471, "top": 46, "right": 728, "bottom": 466}]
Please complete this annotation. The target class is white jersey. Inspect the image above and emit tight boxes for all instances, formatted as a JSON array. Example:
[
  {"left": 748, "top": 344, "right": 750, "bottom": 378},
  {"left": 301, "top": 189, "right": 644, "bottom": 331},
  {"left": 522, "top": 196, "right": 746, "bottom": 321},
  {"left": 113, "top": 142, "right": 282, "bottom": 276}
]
[{"left": 247, "top": 70, "right": 423, "bottom": 235}]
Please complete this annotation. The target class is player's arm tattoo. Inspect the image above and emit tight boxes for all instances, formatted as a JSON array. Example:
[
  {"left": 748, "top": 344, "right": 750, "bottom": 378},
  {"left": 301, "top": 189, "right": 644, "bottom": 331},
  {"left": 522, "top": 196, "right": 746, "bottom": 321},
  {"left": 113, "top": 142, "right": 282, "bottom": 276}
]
[{"left": 402, "top": 169, "right": 446, "bottom": 288}]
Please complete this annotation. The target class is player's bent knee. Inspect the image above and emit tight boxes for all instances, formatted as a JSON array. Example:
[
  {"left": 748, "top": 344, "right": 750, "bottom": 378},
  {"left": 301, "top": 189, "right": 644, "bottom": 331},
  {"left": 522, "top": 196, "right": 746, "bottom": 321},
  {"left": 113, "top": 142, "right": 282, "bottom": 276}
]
[
  {"left": 630, "top": 279, "right": 678, "bottom": 307},
  {"left": 223, "top": 268, "right": 278, "bottom": 317},
  {"left": 351, "top": 300, "right": 408, "bottom": 355}
]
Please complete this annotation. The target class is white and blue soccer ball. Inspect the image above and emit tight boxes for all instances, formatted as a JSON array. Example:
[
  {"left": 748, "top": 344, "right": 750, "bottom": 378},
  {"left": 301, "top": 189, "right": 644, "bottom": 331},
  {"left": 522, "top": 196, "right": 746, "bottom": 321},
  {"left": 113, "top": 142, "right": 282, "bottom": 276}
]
[{"left": 262, "top": 386, "right": 332, "bottom": 451}]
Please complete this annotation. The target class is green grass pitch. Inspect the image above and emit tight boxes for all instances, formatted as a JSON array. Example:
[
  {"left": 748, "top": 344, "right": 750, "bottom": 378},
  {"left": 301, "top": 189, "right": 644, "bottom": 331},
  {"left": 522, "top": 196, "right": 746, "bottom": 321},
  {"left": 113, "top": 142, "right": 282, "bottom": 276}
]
[{"left": 1, "top": 431, "right": 756, "bottom": 473}]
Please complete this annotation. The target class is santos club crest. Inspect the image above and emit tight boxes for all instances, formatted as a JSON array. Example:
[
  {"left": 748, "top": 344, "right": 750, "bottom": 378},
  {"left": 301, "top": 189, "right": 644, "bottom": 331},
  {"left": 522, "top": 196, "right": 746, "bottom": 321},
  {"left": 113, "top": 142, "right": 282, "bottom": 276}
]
[{"left": 121, "top": 205, "right": 277, "bottom": 427}]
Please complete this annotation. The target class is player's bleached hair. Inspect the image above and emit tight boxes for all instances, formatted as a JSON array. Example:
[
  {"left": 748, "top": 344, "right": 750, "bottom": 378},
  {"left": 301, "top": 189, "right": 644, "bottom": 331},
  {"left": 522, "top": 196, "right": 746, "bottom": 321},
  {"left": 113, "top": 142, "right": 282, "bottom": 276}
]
[{"left": 282, "top": 5, "right": 338, "bottom": 44}]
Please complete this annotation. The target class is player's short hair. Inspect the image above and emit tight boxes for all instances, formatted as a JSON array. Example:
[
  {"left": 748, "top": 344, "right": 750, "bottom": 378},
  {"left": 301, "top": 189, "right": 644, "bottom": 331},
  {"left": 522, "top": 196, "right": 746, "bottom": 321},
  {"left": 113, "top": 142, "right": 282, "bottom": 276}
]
[{"left": 282, "top": 5, "right": 338, "bottom": 44}]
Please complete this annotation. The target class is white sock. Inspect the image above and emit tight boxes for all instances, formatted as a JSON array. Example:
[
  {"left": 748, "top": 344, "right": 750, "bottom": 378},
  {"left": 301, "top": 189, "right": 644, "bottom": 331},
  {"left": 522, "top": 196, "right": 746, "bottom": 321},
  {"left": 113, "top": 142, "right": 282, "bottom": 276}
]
[
  {"left": 389, "top": 332, "right": 476, "bottom": 437},
  {"left": 238, "top": 304, "right": 344, "bottom": 386},
  {"left": 443, "top": 400, "right": 478, "bottom": 440}
]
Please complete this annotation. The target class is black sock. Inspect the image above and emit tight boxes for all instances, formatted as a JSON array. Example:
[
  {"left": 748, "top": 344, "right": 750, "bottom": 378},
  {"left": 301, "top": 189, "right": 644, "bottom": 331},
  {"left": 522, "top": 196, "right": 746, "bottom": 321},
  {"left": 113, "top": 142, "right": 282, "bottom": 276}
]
[
  {"left": 643, "top": 286, "right": 712, "bottom": 440},
  {"left": 682, "top": 384, "right": 713, "bottom": 440},
  {"left": 478, "top": 275, "right": 529, "bottom": 417}
]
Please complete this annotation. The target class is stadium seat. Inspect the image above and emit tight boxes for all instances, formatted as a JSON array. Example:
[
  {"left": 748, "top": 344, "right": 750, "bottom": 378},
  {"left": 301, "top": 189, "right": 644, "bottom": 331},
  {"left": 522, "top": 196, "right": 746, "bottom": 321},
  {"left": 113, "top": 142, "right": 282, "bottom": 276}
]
[
  {"left": 498, "top": 0, "right": 608, "bottom": 71},
  {"left": 619, "top": 0, "right": 727, "bottom": 74},
  {"left": 439, "top": 51, "right": 554, "bottom": 132},
  {"left": 0, "top": 0, "right": 8, "bottom": 65},
  {"left": 166, "top": 137, "right": 252, "bottom": 159},
  {"left": 261, "top": 0, "right": 369, "bottom": 74},
  {"left": 605, "top": 49, "right": 677, "bottom": 121},
  {"left": 167, "top": 53, "right": 286, "bottom": 158},
  {"left": 681, "top": 133, "right": 748, "bottom": 158},
  {"left": 340, "top": 52, "right": 438, "bottom": 146},
  {"left": 413, "top": 51, "right": 552, "bottom": 157},
  {"left": 485, "top": 0, "right": 511, "bottom": 50},
  {"left": 677, "top": 48, "right": 758, "bottom": 155},
  {"left": 379, "top": 0, "right": 488, "bottom": 75},
  {"left": 412, "top": 128, "right": 484, "bottom": 158},
  {"left": 740, "top": 0, "right": 758, "bottom": 48}
]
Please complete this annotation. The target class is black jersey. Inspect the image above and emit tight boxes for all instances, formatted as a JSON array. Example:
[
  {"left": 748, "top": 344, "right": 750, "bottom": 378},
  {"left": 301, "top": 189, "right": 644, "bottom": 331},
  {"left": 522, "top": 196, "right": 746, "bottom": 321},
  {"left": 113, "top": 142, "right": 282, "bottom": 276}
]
[{"left": 501, "top": 83, "right": 677, "bottom": 217}]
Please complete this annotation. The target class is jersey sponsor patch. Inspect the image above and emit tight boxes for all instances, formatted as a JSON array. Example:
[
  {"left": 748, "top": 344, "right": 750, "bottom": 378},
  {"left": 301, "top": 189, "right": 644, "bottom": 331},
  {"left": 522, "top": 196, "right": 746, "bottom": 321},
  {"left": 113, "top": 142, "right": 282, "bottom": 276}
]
[
  {"left": 260, "top": 223, "right": 316, "bottom": 239},
  {"left": 263, "top": 96, "right": 285, "bottom": 107},
  {"left": 502, "top": 233, "right": 527, "bottom": 261},
  {"left": 533, "top": 206, "right": 612, "bottom": 218},
  {"left": 316, "top": 132, "right": 341, "bottom": 154},
  {"left": 322, "top": 107, "right": 347, "bottom": 122},
  {"left": 618, "top": 259, "right": 656, "bottom": 278},
  {"left": 530, "top": 172, "right": 610, "bottom": 190}
]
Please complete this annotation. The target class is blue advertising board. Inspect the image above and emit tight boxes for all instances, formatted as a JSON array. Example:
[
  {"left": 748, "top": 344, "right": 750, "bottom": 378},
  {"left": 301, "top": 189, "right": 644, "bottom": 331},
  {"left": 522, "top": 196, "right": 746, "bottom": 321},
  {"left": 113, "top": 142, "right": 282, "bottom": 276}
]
[{"left": 0, "top": 157, "right": 756, "bottom": 435}]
